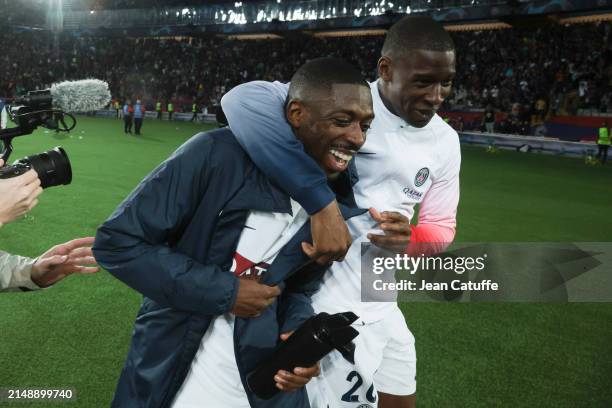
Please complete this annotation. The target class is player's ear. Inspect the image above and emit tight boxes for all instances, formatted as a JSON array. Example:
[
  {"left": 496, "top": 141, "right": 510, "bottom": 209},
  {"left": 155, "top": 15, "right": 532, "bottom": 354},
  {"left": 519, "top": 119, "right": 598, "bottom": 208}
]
[
  {"left": 378, "top": 56, "right": 393, "bottom": 82},
  {"left": 286, "top": 100, "right": 306, "bottom": 128}
]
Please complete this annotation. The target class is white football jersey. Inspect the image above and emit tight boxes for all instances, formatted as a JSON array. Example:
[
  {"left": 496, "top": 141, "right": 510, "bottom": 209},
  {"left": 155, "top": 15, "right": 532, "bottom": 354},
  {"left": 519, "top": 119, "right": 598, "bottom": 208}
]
[
  {"left": 312, "top": 80, "right": 461, "bottom": 323},
  {"left": 172, "top": 200, "right": 308, "bottom": 407}
]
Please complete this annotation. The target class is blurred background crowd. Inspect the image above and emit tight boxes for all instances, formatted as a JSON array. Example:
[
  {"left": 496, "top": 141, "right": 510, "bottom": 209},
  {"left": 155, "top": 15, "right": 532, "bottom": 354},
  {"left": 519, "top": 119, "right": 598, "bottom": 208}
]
[{"left": 0, "top": 15, "right": 610, "bottom": 135}]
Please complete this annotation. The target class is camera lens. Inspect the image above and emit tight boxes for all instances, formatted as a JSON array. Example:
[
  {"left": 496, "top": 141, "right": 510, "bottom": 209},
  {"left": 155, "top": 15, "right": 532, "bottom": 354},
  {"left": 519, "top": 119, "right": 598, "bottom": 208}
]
[{"left": 17, "top": 147, "right": 72, "bottom": 188}]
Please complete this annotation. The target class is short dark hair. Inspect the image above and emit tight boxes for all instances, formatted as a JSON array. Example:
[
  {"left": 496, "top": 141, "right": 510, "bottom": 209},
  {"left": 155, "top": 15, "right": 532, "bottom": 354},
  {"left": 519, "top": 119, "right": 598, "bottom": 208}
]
[
  {"left": 288, "top": 57, "right": 369, "bottom": 102},
  {"left": 381, "top": 16, "right": 455, "bottom": 57}
]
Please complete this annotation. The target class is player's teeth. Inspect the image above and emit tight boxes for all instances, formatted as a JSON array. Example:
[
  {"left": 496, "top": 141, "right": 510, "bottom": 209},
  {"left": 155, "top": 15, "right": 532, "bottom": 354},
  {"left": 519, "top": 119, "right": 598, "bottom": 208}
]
[{"left": 330, "top": 149, "right": 352, "bottom": 162}]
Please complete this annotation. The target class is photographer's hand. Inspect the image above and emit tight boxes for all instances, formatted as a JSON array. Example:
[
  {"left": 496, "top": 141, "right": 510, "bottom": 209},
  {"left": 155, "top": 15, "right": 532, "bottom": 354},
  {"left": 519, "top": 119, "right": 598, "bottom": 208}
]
[
  {"left": 274, "top": 331, "right": 321, "bottom": 392},
  {"left": 0, "top": 159, "right": 42, "bottom": 228},
  {"left": 31, "top": 237, "right": 99, "bottom": 287}
]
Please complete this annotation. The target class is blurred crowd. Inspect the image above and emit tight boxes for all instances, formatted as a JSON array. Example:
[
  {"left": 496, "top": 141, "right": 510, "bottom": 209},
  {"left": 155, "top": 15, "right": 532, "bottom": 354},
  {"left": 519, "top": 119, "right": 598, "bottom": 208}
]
[
  {"left": 0, "top": 21, "right": 610, "bottom": 126},
  {"left": 451, "top": 23, "right": 612, "bottom": 116}
]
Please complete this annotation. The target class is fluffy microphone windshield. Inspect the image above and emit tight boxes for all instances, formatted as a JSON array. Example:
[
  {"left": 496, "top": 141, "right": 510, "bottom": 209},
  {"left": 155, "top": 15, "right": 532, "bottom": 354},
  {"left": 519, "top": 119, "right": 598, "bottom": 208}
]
[{"left": 50, "top": 79, "right": 111, "bottom": 112}]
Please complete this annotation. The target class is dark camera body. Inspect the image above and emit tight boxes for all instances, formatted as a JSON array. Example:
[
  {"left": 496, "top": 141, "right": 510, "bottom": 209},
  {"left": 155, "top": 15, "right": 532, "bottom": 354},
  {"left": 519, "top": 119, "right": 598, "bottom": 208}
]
[
  {"left": 0, "top": 147, "right": 72, "bottom": 188},
  {"left": 0, "top": 162, "right": 31, "bottom": 179},
  {"left": 1, "top": 88, "right": 78, "bottom": 188}
]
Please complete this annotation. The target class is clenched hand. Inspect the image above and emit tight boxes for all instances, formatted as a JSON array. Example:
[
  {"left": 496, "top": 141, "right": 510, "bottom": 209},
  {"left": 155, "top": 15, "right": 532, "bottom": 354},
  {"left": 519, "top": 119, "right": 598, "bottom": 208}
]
[
  {"left": 231, "top": 279, "right": 281, "bottom": 318},
  {"left": 303, "top": 200, "right": 351, "bottom": 265}
]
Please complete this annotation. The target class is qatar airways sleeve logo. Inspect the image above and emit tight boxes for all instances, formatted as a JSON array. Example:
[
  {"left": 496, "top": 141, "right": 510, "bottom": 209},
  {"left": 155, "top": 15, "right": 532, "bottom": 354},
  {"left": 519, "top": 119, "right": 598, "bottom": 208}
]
[
  {"left": 404, "top": 168, "right": 430, "bottom": 200},
  {"left": 230, "top": 252, "right": 270, "bottom": 280}
]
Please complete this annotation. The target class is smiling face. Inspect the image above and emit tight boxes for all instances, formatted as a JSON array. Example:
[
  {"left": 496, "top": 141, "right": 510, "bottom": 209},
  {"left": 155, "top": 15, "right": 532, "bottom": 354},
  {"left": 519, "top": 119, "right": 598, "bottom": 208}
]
[
  {"left": 378, "top": 49, "right": 456, "bottom": 128},
  {"left": 287, "top": 84, "right": 374, "bottom": 178}
]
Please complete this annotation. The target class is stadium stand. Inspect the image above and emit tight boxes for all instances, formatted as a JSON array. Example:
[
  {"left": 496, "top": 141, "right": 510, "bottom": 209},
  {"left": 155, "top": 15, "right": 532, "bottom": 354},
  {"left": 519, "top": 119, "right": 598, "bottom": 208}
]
[
  {"left": 1, "top": 22, "right": 610, "bottom": 121},
  {"left": 1, "top": 0, "right": 611, "bottom": 138}
]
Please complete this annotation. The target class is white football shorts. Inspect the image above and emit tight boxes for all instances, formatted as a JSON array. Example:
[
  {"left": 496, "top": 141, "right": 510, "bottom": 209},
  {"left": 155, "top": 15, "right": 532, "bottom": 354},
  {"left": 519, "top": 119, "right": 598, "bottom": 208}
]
[{"left": 307, "top": 306, "right": 416, "bottom": 408}]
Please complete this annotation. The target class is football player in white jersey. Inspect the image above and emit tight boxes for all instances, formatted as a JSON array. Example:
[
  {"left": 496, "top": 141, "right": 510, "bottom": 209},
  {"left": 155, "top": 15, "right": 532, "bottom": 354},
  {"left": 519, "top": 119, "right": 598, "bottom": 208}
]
[
  {"left": 222, "top": 16, "right": 459, "bottom": 408},
  {"left": 96, "top": 58, "right": 374, "bottom": 408}
]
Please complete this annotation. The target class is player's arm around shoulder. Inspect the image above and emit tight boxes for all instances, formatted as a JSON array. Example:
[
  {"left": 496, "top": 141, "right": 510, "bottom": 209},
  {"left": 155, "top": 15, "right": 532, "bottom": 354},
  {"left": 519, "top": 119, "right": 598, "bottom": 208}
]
[{"left": 222, "top": 81, "right": 349, "bottom": 263}]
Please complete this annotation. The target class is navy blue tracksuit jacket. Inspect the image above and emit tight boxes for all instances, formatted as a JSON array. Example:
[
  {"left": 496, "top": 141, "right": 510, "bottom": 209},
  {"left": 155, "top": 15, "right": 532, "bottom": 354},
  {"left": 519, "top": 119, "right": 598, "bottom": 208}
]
[{"left": 94, "top": 128, "right": 364, "bottom": 407}]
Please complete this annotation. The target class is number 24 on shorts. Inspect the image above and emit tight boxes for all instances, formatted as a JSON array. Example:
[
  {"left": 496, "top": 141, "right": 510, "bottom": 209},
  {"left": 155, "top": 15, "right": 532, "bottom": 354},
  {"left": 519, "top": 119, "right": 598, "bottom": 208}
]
[{"left": 341, "top": 370, "right": 377, "bottom": 405}]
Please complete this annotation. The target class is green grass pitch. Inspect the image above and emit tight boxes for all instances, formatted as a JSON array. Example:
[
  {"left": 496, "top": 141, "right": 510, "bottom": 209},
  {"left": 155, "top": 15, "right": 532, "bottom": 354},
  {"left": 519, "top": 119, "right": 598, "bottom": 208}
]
[{"left": 0, "top": 116, "right": 610, "bottom": 407}]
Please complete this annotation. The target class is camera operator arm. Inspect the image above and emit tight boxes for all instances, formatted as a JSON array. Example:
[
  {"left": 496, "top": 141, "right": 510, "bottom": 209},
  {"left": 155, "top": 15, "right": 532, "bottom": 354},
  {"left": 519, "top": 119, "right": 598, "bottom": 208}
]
[{"left": 0, "top": 250, "right": 39, "bottom": 290}]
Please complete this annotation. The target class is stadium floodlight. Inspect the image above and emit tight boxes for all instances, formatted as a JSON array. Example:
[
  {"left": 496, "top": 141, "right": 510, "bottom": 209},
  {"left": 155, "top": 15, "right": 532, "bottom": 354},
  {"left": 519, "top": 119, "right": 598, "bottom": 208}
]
[
  {"left": 228, "top": 10, "right": 246, "bottom": 24},
  {"left": 293, "top": 7, "right": 303, "bottom": 20}
]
